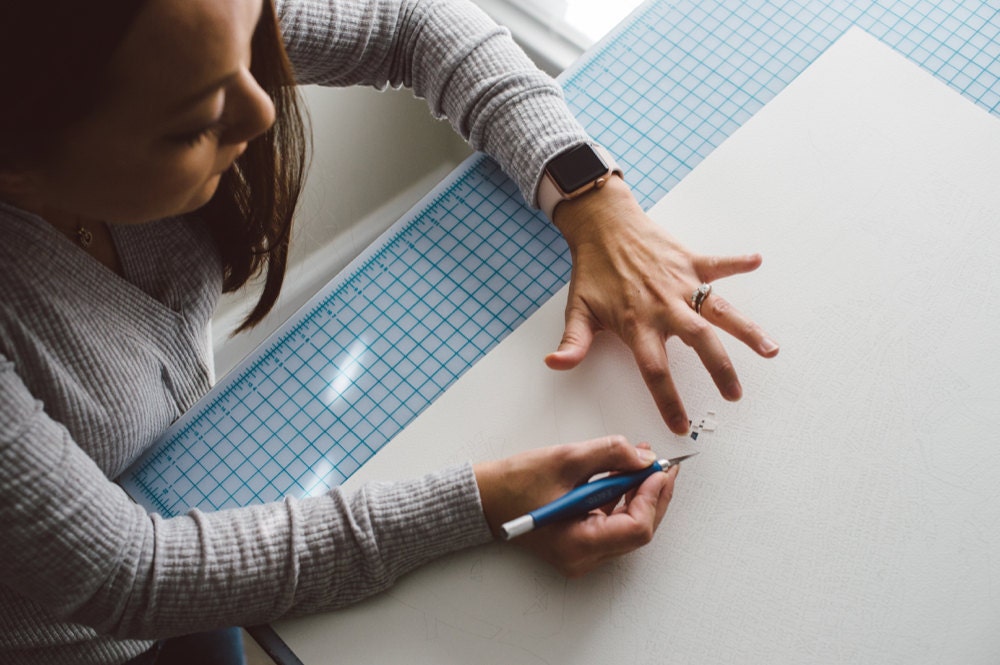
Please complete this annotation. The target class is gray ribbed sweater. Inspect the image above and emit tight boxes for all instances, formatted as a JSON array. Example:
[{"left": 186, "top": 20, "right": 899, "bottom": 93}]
[{"left": 0, "top": 1, "right": 589, "bottom": 663}]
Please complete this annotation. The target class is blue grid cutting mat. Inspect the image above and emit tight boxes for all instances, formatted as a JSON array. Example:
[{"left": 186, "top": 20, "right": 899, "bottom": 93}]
[{"left": 120, "top": 0, "right": 1000, "bottom": 515}]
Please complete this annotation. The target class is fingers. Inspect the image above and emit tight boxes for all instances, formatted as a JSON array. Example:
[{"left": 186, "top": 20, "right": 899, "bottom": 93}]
[
  {"left": 630, "top": 329, "right": 689, "bottom": 434},
  {"left": 695, "top": 252, "right": 763, "bottom": 282},
  {"left": 545, "top": 303, "right": 597, "bottom": 371},
  {"left": 477, "top": 436, "right": 660, "bottom": 536},
  {"left": 600, "top": 441, "right": 653, "bottom": 515},
  {"left": 499, "top": 437, "right": 687, "bottom": 577},
  {"left": 669, "top": 253, "right": 778, "bottom": 402},
  {"left": 597, "top": 464, "right": 676, "bottom": 544},
  {"left": 673, "top": 310, "right": 743, "bottom": 401},
  {"left": 627, "top": 464, "right": 676, "bottom": 535},
  {"left": 560, "top": 434, "right": 661, "bottom": 481},
  {"left": 693, "top": 253, "right": 779, "bottom": 358},
  {"left": 540, "top": 464, "right": 679, "bottom": 577},
  {"left": 699, "top": 292, "right": 780, "bottom": 358}
]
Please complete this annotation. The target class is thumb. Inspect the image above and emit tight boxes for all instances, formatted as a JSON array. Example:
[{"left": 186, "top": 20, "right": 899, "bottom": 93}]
[
  {"left": 545, "top": 306, "right": 596, "bottom": 370},
  {"left": 622, "top": 463, "right": 676, "bottom": 529},
  {"left": 567, "top": 436, "right": 659, "bottom": 482}
]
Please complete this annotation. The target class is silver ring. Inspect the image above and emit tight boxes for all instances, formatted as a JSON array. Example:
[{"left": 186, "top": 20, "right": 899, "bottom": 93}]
[{"left": 691, "top": 283, "right": 712, "bottom": 315}]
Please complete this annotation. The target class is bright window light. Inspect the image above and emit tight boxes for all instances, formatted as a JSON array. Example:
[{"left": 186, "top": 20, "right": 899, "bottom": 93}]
[{"left": 507, "top": 0, "right": 645, "bottom": 44}]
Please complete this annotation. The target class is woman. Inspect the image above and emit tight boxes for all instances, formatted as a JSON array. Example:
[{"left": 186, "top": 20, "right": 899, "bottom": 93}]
[{"left": 0, "top": 0, "right": 778, "bottom": 662}]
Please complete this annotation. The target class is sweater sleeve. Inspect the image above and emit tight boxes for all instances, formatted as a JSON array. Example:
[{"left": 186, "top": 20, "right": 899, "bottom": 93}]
[
  {"left": 0, "top": 357, "right": 493, "bottom": 639},
  {"left": 275, "top": 0, "right": 591, "bottom": 207}
]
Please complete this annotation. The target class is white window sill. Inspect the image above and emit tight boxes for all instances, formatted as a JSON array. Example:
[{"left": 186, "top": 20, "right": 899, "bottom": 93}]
[
  {"left": 472, "top": 0, "right": 585, "bottom": 76},
  {"left": 472, "top": 0, "right": 646, "bottom": 76}
]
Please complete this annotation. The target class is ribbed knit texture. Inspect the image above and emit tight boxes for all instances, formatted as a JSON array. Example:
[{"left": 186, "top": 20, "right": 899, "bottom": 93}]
[
  {"left": 0, "top": 1, "right": 591, "bottom": 663},
  {"left": 279, "top": 0, "right": 589, "bottom": 204}
]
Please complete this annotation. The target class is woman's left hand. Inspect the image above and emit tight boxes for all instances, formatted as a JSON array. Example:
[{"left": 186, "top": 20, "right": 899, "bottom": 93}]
[{"left": 546, "top": 177, "right": 780, "bottom": 435}]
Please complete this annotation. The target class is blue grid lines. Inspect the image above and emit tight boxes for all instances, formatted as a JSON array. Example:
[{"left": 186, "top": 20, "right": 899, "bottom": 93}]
[
  {"left": 564, "top": 0, "right": 1000, "bottom": 211},
  {"left": 122, "top": 0, "right": 1000, "bottom": 517},
  {"left": 124, "top": 158, "right": 572, "bottom": 515}
]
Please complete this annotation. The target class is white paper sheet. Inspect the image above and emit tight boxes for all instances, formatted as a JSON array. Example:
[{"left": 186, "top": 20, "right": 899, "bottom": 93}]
[{"left": 276, "top": 29, "right": 1000, "bottom": 663}]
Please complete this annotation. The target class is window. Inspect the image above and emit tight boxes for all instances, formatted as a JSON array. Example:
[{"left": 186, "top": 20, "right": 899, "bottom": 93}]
[{"left": 473, "top": 0, "right": 645, "bottom": 74}]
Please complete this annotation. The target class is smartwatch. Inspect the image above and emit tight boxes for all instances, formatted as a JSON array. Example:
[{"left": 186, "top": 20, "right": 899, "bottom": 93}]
[{"left": 537, "top": 143, "right": 623, "bottom": 220}]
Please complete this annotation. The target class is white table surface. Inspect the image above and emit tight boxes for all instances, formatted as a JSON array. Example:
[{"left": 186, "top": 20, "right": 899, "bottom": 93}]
[{"left": 273, "top": 29, "right": 1000, "bottom": 664}]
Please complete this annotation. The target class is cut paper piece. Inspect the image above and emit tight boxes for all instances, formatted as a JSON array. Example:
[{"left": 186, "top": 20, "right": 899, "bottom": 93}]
[{"left": 690, "top": 410, "right": 719, "bottom": 441}]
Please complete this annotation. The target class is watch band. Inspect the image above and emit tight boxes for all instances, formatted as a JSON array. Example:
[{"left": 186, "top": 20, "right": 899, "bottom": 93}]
[{"left": 537, "top": 143, "right": 623, "bottom": 220}]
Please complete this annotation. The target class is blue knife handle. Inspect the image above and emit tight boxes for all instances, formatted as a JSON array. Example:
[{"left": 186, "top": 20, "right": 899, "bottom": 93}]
[{"left": 529, "top": 460, "right": 664, "bottom": 528}]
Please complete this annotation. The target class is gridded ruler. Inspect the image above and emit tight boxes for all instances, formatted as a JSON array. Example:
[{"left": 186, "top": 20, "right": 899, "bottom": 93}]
[{"left": 120, "top": 0, "right": 1000, "bottom": 515}]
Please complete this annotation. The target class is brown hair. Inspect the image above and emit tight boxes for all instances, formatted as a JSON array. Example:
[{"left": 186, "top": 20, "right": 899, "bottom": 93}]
[
  {"left": 0, "top": 0, "right": 309, "bottom": 333},
  {"left": 204, "top": 0, "right": 309, "bottom": 332}
]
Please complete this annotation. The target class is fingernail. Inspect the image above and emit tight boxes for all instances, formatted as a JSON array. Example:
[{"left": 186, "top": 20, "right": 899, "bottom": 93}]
[
  {"left": 726, "top": 381, "right": 742, "bottom": 400},
  {"left": 760, "top": 338, "right": 779, "bottom": 355},
  {"left": 638, "top": 448, "right": 658, "bottom": 464},
  {"left": 669, "top": 415, "right": 689, "bottom": 434}
]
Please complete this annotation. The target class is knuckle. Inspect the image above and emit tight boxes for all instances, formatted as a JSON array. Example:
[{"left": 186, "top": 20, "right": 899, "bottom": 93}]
[
  {"left": 741, "top": 320, "right": 763, "bottom": 341},
  {"left": 604, "top": 435, "right": 631, "bottom": 457},
  {"left": 712, "top": 358, "right": 736, "bottom": 379},
  {"left": 553, "top": 551, "right": 590, "bottom": 578},
  {"left": 657, "top": 396, "right": 684, "bottom": 420},
  {"left": 630, "top": 523, "right": 655, "bottom": 547},
  {"left": 660, "top": 476, "right": 676, "bottom": 502},
  {"left": 681, "top": 316, "right": 712, "bottom": 342},
  {"left": 707, "top": 295, "right": 731, "bottom": 317},
  {"left": 603, "top": 433, "right": 628, "bottom": 448},
  {"left": 564, "top": 301, "right": 593, "bottom": 327},
  {"left": 636, "top": 356, "right": 669, "bottom": 383},
  {"left": 618, "top": 313, "right": 643, "bottom": 344},
  {"left": 559, "top": 328, "right": 582, "bottom": 345}
]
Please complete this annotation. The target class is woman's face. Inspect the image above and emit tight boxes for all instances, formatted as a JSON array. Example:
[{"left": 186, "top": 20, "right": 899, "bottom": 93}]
[{"left": 15, "top": 0, "right": 275, "bottom": 224}]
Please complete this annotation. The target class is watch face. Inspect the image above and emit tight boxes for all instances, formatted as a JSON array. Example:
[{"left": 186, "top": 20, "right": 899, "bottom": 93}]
[{"left": 547, "top": 144, "right": 609, "bottom": 193}]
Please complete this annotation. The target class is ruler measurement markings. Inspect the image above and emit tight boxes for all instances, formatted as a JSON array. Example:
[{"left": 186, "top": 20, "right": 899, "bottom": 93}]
[{"left": 122, "top": 0, "right": 1000, "bottom": 516}]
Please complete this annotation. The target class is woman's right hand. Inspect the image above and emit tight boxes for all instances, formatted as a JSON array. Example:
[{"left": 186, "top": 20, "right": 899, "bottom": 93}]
[{"left": 473, "top": 436, "right": 679, "bottom": 578}]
